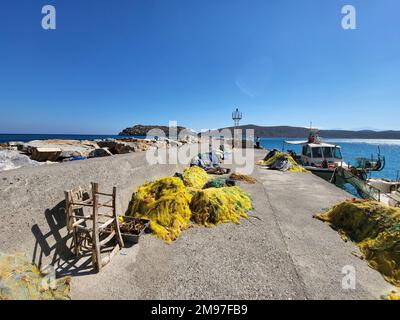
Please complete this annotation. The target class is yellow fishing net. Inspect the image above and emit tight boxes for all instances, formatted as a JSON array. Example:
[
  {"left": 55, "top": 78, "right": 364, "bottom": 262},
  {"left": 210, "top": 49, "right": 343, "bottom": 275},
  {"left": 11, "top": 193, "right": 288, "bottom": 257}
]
[
  {"left": 128, "top": 177, "right": 192, "bottom": 243},
  {"left": 0, "top": 253, "right": 70, "bottom": 300},
  {"left": 190, "top": 186, "right": 252, "bottom": 226},
  {"left": 257, "top": 152, "right": 307, "bottom": 172},
  {"left": 383, "top": 290, "right": 400, "bottom": 300},
  {"left": 315, "top": 199, "right": 400, "bottom": 287},
  {"left": 128, "top": 167, "right": 253, "bottom": 243},
  {"left": 182, "top": 166, "right": 209, "bottom": 189}
]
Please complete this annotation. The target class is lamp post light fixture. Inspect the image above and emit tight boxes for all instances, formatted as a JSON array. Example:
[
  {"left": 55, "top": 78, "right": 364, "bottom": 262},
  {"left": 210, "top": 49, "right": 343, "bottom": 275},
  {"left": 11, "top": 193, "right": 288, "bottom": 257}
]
[{"left": 232, "top": 108, "right": 242, "bottom": 128}]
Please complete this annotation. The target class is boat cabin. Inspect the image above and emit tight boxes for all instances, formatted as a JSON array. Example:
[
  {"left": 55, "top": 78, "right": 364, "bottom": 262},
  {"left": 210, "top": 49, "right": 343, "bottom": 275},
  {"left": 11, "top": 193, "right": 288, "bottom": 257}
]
[
  {"left": 300, "top": 143, "right": 343, "bottom": 167},
  {"left": 284, "top": 129, "right": 345, "bottom": 170}
]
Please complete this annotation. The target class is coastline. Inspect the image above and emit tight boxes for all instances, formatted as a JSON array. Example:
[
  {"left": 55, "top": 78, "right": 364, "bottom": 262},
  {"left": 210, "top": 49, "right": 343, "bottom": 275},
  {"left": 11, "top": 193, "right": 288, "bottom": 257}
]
[
  {"left": 1, "top": 135, "right": 399, "bottom": 180},
  {"left": 0, "top": 135, "right": 198, "bottom": 172}
]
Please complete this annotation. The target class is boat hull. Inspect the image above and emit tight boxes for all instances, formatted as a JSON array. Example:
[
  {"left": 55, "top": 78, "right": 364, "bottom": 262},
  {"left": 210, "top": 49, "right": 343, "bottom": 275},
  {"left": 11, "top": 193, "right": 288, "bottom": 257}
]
[{"left": 305, "top": 167, "right": 336, "bottom": 183}]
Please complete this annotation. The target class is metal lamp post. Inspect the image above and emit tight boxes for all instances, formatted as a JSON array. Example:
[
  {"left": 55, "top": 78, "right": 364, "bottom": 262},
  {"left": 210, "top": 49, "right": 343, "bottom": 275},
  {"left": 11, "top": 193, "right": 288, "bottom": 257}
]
[{"left": 232, "top": 108, "right": 242, "bottom": 128}]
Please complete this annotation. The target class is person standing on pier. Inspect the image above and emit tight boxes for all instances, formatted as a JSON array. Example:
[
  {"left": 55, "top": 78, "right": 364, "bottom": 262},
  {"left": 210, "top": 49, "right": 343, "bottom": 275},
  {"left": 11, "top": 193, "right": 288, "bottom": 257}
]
[{"left": 256, "top": 136, "right": 261, "bottom": 149}]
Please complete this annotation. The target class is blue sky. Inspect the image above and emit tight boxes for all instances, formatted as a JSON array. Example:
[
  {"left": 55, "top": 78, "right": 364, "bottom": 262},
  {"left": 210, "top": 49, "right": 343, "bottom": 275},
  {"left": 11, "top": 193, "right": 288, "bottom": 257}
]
[{"left": 0, "top": 0, "right": 399, "bottom": 134}]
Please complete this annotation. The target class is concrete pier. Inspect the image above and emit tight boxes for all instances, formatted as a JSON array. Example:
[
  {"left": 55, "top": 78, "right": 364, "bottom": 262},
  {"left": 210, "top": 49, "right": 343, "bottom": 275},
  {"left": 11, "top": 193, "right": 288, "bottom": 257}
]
[{"left": 0, "top": 150, "right": 393, "bottom": 299}]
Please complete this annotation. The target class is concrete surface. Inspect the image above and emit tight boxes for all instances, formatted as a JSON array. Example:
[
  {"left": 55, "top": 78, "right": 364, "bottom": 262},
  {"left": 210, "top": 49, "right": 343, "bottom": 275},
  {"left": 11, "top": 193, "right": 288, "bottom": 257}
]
[
  {"left": 0, "top": 149, "right": 394, "bottom": 299},
  {"left": 0, "top": 150, "right": 188, "bottom": 270}
]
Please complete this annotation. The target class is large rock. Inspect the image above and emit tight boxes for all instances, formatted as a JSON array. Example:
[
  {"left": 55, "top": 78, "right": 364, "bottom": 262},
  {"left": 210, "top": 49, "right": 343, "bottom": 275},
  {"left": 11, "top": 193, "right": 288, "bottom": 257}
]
[
  {"left": 179, "top": 135, "right": 199, "bottom": 144},
  {"left": 88, "top": 148, "right": 113, "bottom": 158},
  {"left": 24, "top": 140, "right": 99, "bottom": 158},
  {"left": 130, "top": 140, "right": 154, "bottom": 152},
  {"left": 6, "top": 141, "right": 25, "bottom": 151},
  {"left": 97, "top": 140, "right": 135, "bottom": 154},
  {"left": 30, "top": 147, "right": 62, "bottom": 162},
  {"left": 0, "top": 150, "right": 41, "bottom": 171},
  {"left": 97, "top": 139, "right": 161, "bottom": 154}
]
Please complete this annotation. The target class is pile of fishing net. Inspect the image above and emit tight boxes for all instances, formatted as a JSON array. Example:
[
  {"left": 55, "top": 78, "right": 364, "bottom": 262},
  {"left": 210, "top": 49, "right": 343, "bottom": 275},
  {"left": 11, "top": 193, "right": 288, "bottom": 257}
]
[
  {"left": 191, "top": 186, "right": 252, "bottom": 226},
  {"left": 203, "top": 179, "right": 227, "bottom": 189},
  {"left": 128, "top": 166, "right": 253, "bottom": 243},
  {"left": 315, "top": 199, "right": 400, "bottom": 287},
  {"left": 258, "top": 150, "right": 307, "bottom": 172},
  {"left": 128, "top": 177, "right": 192, "bottom": 243},
  {"left": 0, "top": 253, "right": 71, "bottom": 300},
  {"left": 384, "top": 290, "right": 400, "bottom": 300},
  {"left": 229, "top": 173, "right": 257, "bottom": 184},
  {"left": 182, "top": 166, "right": 210, "bottom": 189}
]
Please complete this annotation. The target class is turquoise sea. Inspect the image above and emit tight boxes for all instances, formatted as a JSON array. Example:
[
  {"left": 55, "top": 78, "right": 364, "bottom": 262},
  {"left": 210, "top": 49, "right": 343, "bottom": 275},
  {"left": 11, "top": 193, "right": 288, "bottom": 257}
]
[{"left": 260, "top": 138, "right": 400, "bottom": 181}]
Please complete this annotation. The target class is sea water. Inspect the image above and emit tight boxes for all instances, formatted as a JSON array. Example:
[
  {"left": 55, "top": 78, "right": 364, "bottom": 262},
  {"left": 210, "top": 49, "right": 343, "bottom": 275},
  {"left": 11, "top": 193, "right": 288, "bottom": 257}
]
[
  {"left": 0, "top": 134, "right": 144, "bottom": 143},
  {"left": 259, "top": 138, "right": 400, "bottom": 181}
]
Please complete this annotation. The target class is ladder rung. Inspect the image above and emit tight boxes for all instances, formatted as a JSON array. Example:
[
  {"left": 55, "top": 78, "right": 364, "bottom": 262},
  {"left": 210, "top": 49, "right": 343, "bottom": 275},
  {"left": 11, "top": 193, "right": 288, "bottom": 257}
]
[
  {"left": 73, "top": 219, "right": 87, "bottom": 227},
  {"left": 99, "top": 230, "right": 116, "bottom": 246},
  {"left": 72, "top": 202, "right": 93, "bottom": 208},
  {"left": 96, "top": 192, "right": 113, "bottom": 197},
  {"left": 98, "top": 199, "right": 113, "bottom": 208},
  {"left": 98, "top": 212, "right": 113, "bottom": 218},
  {"left": 75, "top": 225, "right": 91, "bottom": 232},
  {"left": 99, "top": 204, "right": 113, "bottom": 208},
  {"left": 99, "top": 219, "right": 114, "bottom": 230},
  {"left": 71, "top": 215, "right": 92, "bottom": 220}
]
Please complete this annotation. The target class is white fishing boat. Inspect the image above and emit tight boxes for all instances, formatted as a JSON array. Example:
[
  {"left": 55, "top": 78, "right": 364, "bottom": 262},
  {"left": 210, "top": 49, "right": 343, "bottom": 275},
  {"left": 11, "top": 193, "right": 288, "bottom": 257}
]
[
  {"left": 284, "top": 129, "right": 348, "bottom": 181},
  {"left": 280, "top": 128, "right": 399, "bottom": 206}
]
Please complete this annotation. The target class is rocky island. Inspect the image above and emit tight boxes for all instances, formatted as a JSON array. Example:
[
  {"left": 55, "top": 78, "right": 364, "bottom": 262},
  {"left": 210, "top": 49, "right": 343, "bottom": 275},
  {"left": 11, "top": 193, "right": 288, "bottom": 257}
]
[{"left": 119, "top": 124, "right": 195, "bottom": 137}]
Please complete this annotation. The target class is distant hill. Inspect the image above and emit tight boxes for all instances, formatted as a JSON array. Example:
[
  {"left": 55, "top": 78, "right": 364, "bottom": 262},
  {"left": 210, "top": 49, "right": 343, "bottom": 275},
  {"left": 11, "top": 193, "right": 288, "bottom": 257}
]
[
  {"left": 218, "top": 125, "right": 400, "bottom": 139},
  {"left": 119, "top": 124, "right": 400, "bottom": 139}
]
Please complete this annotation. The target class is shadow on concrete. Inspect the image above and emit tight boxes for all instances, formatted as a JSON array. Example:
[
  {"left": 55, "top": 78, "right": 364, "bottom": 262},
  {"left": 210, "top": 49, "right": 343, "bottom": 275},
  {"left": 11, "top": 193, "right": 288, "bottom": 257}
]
[{"left": 31, "top": 199, "right": 96, "bottom": 277}]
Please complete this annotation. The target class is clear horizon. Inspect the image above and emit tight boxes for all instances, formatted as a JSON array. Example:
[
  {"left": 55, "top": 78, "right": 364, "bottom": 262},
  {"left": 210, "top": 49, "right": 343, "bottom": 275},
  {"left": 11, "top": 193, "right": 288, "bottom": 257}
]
[
  {"left": 1, "top": 0, "right": 400, "bottom": 134},
  {"left": 1, "top": 123, "right": 399, "bottom": 136}
]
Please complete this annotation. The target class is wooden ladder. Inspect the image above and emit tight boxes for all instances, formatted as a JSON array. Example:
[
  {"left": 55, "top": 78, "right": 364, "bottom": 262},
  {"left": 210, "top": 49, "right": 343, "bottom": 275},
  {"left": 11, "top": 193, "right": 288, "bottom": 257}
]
[{"left": 65, "top": 182, "right": 124, "bottom": 272}]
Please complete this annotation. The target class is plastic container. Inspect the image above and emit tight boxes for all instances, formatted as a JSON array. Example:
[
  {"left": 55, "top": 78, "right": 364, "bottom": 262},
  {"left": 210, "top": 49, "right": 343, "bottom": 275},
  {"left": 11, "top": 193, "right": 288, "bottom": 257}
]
[{"left": 121, "top": 218, "right": 150, "bottom": 247}]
